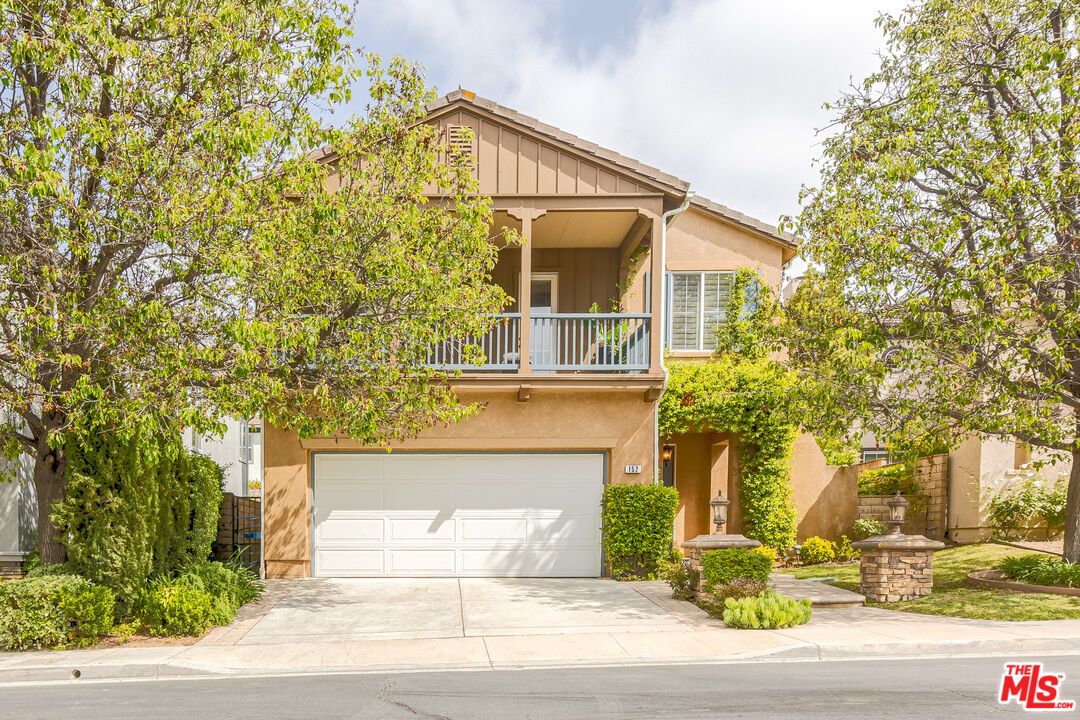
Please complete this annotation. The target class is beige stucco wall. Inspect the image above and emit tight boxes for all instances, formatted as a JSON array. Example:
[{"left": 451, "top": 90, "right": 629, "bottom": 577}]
[
  {"left": 949, "top": 435, "right": 1071, "bottom": 542},
  {"left": 665, "top": 207, "right": 785, "bottom": 291},
  {"left": 264, "top": 387, "right": 659, "bottom": 578},
  {"left": 789, "top": 432, "right": 858, "bottom": 542}
]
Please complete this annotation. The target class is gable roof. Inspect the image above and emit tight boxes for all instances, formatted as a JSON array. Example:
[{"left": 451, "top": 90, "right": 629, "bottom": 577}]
[
  {"left": 688, "top": 195, "right": 799, "bottom": 264},
  {"left": 428, "top": 90, "right": 690, "bottom": 196},
  {"left": 308, "top": 89, "right": 799, "bottom": 262}
]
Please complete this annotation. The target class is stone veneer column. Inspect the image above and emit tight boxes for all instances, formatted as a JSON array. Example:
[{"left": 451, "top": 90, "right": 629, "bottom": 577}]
[{"left": 851, "top": 534, "right": 945, "bottom": 602}]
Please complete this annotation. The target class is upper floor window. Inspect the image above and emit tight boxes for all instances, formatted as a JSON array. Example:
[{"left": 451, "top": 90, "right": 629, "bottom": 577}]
[
  {"left": 667, "top": 271, "right": 734, "bottom": 351},
  {"left": 239, "top": 422, "right": 253, "bottom": 464}
]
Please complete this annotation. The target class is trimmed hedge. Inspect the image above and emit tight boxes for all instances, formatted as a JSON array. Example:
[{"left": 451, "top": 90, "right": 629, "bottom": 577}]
[
  {"left": 51, "top": 431, "right": 224, "bottom": 611},
  {"left": 700, "top": 547, "right": 773, "bottom": 591},
  {"left": 0, "top": 574, "right": 115, "bottom": 650},
  {"left": 602, "top": 485, "right": 679, "bottom": 580}
]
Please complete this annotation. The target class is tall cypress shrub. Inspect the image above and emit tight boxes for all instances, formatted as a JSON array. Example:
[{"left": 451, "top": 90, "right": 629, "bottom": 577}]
[{"left": 52, "top": 430, "right": 224, "bottom": 610}]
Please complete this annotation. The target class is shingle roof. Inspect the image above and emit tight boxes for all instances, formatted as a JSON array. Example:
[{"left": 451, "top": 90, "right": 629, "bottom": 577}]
[
  {"left": 430, "top": 90, "right": 690, "bottom": 194},
  {"left": 688, "top": 195, "right": 798, "bottom": 253}
]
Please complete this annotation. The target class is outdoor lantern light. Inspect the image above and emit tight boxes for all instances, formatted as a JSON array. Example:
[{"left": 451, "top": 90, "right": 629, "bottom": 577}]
[
  {"left": 887, "top": 491, "right": 909, "bottom": 534},
  {"left": 710, "top": 490, "right": 730, "bottom": 534}
]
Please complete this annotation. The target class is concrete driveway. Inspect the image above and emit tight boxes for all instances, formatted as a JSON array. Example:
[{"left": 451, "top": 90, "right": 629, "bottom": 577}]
[{"left": 218, "top": 578, "right": 692, "bottom": 646}]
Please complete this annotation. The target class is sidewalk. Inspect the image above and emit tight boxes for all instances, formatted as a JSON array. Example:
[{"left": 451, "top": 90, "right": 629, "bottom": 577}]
[{"left": 2, "top": 580, "right": 1078, "bottom": 683}]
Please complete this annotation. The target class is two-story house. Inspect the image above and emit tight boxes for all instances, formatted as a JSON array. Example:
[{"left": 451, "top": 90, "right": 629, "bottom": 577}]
[{"left": 262, "top": 91, "right": 798, "bottom": 579}]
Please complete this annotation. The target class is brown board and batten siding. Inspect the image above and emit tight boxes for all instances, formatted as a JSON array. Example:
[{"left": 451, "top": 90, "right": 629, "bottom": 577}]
[
  {"left": 434, "top": 110, "right": 654, "bottom": 196},
  {"left": 491, "top": 247, "right": 620, "bottom": 314}
]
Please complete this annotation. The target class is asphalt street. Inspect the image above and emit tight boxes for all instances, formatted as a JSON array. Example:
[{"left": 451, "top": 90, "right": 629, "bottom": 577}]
[{"left": 4, "top": 654, "right": 1078, "bottom": 719}]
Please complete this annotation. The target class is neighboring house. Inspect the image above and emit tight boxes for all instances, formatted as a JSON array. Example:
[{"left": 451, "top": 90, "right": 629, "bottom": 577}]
[
  {"left": 262, "top": 91, "right": 804, "bottom": 579},
  {"left": 0, "top": 438, "right": 35, "bottom": 578},
  {"left": 183, "top": 418, "right": 263, "bottom": 497}
]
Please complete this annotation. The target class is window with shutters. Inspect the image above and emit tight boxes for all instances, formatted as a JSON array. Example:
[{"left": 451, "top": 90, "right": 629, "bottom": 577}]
[{"left": 666, "top": 271, "right": 734, "bottom": 351}]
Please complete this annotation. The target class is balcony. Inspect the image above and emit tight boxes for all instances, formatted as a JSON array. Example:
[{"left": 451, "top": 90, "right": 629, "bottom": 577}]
[{"left": 427, "top": 312, "right": 651, "bottom": 373}]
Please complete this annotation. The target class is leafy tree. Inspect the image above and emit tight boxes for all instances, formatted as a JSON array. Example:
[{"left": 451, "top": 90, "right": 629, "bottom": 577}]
[
  {"left": 0, "top": 1, "right": 512, "bottom": 562},
  {"left": 791, "top": 0, "right": 1080, "bottom": 559}
]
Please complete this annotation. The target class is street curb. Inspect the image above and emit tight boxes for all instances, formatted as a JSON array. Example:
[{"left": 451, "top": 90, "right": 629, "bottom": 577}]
[{"left": 2, "top": 637, "right": 1078, "bottom": 684}]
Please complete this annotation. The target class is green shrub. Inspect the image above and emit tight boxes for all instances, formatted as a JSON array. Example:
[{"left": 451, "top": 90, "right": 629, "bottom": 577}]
[
  {"left": 721, "top": 590, "right": 812, "bottom": 629},
  {"left": 700, "top": 548, "right": 773, "bottom": 591},
  {"left": 22, "top": 549, "right": 39, "bottom": 574},
  {"left": 602, "top": 485, "right": 679, "bottom": 580},
  {"left": 798, "top": 537, "right": 836, "bottom": 565},
  {"left": 835, "top": 535, "right": 860, "bottom": 562},
  {"left": 1041, "top": 481, "right": 1068, "bottom": 537},
  {"left": 751, "top": 545, "right": 779, "bottom": 565},
  {"left": 174, "top": 559, "right": 263, "bottom": 625},
  {"left": 0, "top": 574, "right": 115, "bottom": 650},
  {"left": 658, "top": 556, "right": 699, "bottom": 601},
  {"left": 998, "top": 555, "right": 1080, "bottom": 588},
  {"left": 987, "top": 479, "right": 1069, "bottom": 540},
  {"left": 138, "top": 582, "right": 215, "bottom": 637},
  {"left": 51, "top": 431, "right": 224, "bottom": 611},
  {"left": 853, "top": 518, "right": 888, "bottom": 539}
]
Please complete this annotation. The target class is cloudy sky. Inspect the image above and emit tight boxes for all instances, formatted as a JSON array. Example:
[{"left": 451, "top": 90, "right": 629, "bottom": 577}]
[{"left": 342, "top": 0, "right": 908, "bottom": 241}]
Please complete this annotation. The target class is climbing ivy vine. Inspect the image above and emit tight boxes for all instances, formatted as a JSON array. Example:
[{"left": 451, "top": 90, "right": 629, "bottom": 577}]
[{"left": 659, "top": 357, "right": 799, "bottom": 551}]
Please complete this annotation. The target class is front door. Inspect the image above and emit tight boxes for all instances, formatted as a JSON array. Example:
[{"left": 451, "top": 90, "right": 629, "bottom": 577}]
[{"left": 529, "top": 273, "right": 558, "bottom": 369}]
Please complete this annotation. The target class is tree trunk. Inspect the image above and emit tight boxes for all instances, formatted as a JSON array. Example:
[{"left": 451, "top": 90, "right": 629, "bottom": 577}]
[
  {"left": 33, "top": 447, "right": 67, "bottom": 565},
  {"left": 1064, "top": 448, "right": 1080, "bottom": 564}
]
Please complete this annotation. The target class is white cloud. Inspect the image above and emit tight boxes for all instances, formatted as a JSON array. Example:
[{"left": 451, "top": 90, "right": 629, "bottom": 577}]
[{"left": 351, "top": 0, "right": 907, "bottom": 236}]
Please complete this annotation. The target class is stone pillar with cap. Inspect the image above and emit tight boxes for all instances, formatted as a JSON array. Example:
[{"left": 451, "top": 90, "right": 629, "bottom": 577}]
[
  {"left": 851, "top": 492, "right": 945, "bottom": 602},
  {"left": 681, "top": 490, "right": 761, "bottom": 596}
]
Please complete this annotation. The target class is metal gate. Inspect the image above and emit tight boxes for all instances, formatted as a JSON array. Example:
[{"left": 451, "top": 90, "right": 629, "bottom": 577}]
[{"left": 216, "top": 493, "right": 262, "bottom": 573}]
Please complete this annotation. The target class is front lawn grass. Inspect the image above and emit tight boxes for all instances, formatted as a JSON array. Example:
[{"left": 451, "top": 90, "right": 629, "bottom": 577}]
[{"left": 779, "top": 543, "right": 1080, "bottom": 621}]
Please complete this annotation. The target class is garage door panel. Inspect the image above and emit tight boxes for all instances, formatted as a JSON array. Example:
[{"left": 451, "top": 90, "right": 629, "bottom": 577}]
[
  {"left": 387, "top": 483, "right": 455, "bottom": 511},
  {"left": 528, "top": 516, "right": 600, "bottom": 544},
  {"left": 460, "top": 518, "right": 528, "bottom": 541},
  {"left": 526, "top": 549, "right": 600, "bottom": 575},
  {"left": 313, "top": 453, "right": 603, "bottom": 577},
  {"left": 316, "top": 454, "right": 384, "bottom": 481},
  {"left": 527, "top": 454, "right": 603, "bottom": 480},
  {"left": 528, "top": 485, "right": 601, "bottom": 512},
  {"left": 386, "top": 456, "right": 454, "bottom": 482},
  {"left": 455, "top": 483, "right": 527, "bottom": 509},
  {"left": 390, "top": 518, "right": 455, "bottom": 541},
  {"left": 389, "top": 550, "right": 455, "bottom": 574},
  {"left": 317, "top": 481, "right": 384, "bottom": 510},
  {"left": 317, "top": 549, "right": 384, "bottom": 575},
  {"left": 317, "top": 516, "right": 384, "bottom": 542}
]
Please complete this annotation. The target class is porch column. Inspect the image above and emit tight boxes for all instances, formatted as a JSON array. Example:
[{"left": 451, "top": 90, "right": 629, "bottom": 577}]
[
  {"left": 506, "top": 208, "right": 545, "bottom": 376},
  {"left": 648, "top": 211, "right": 664, "bottom": 374}
]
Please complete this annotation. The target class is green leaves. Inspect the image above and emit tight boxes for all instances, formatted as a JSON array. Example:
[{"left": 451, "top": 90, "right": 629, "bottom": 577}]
[
  {"left": 0, "top": 0, "right": 516, "bottom": 471},
  {"left": 793, "top": 0, "right": 1080, "bottom": 461}
]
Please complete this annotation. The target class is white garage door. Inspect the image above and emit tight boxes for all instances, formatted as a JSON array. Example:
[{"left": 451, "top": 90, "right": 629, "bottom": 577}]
[{"left": 312, "top": 452, "right": 604, "bottom": 577}]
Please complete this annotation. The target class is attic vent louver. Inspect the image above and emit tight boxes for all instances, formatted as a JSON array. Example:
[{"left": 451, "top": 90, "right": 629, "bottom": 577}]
[{"left": 447, "top": 124, "right": 472, "bottom": 159}]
